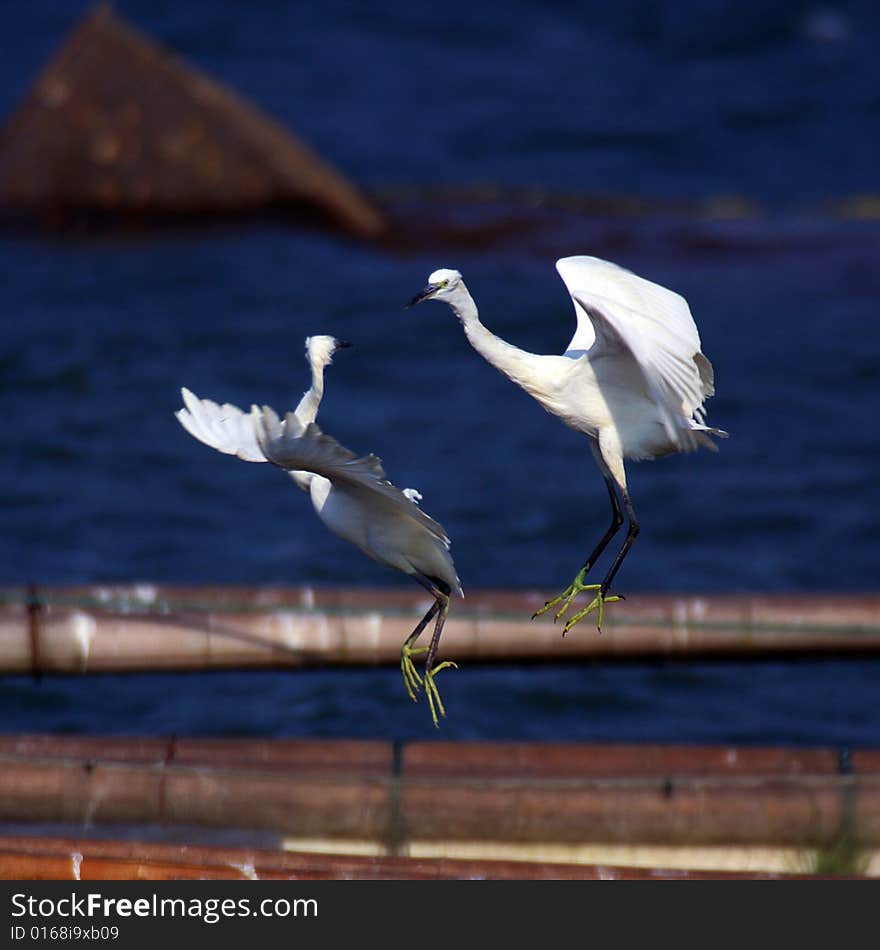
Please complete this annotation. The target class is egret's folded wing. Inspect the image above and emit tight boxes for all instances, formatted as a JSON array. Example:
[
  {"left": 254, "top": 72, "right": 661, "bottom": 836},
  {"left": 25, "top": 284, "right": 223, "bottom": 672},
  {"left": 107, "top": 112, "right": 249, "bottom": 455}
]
[
  {"left": 175, "top": 388, "right": 267, "bottom": 462},
  {"left": 254, "top": 407, "right": 451, "bottom": 544},
  {"left": 556, "top": 256, "right": 708, "bottom": 448}
]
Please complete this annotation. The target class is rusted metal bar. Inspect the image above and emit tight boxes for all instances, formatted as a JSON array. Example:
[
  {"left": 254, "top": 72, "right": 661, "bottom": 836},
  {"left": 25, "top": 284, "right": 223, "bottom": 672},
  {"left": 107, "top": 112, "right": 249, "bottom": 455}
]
[
  {"left": 0, "top": 734, "right": 852, "bottom": 776},
  {"left": 0, "top": 736, "right": 877, "bottom": 850},
  {"left": 0, "top": 835, "right": 850, "bottom": 880},
  {"left": 1, "top": 585, "right": 878, "bottom": 675},
  {"left": 0, "top": 734, "right": 392, "bottom": 774}
]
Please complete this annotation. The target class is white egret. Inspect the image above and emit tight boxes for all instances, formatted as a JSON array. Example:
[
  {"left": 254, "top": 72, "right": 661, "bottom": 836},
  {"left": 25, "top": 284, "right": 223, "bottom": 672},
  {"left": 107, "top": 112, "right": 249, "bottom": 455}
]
[
  {"left": 251, "top": 407, "right": 461, "bottom": 726},
  {"left": 175, "top": 335, "right": 461, "bottom": 726},
  {"left": 408, "top": 256, "right": 726, "bottom": 634}
]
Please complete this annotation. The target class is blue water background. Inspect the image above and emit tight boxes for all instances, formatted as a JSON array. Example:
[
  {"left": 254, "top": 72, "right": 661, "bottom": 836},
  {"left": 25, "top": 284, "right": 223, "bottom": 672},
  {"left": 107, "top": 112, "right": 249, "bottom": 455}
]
[{"left": 1, "top": 1, "right": 879, "bottom": 746}]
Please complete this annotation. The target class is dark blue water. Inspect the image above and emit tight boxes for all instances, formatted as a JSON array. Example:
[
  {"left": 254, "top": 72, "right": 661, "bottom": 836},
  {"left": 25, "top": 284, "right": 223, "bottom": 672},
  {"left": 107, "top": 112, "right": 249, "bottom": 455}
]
[{"left": 2, "top": 2, "right": 879, "bottom": 745}]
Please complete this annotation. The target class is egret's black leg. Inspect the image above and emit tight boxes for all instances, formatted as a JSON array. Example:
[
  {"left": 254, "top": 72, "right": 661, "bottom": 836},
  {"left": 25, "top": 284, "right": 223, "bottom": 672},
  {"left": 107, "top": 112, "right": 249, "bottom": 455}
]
[
  {"left": 532, "top": 445, "right": 623, "bottom": 623},
  {"left": 423, "top": 592, "right": 449, "bottom": 675},
  {"left": 405, "top": 601, "right": 439, "bottom": 652},
  {"left": 533, "top": 439, "right": 629, "bottom": 634},
  {"left": 421, "top": 591, "right": 457, "bottom": 728},
  {"left": 579, "top": 472, "right": 623, "bottom": 575},
  {"left": 598, "top": 487, "right": 640, "bottom": 595},
  {"left": 559, "top": 488, "right": 638, "bottom": 634},
  {"left": 400, "top": 582, "right": 458, "bottom": 726},
  {"left": 400, "top": 601, "right": 439, "bottom": 701}
]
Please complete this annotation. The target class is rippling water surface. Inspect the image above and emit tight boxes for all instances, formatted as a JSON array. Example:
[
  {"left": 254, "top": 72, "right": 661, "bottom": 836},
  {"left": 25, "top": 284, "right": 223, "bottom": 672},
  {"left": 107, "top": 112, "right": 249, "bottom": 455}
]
[{"left": 1, "top": 2, "right": 878, "bottom": 745}]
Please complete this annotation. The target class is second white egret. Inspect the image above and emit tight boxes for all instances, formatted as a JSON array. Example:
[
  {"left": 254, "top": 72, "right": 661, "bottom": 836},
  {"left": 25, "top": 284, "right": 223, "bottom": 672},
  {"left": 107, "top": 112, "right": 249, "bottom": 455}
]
[
  {"left": 175, "top": 335, "right": 461, "bottom": 725},
  {"left": 251, "top": 407, "right": 461, "bottom": 727},
  {"left": 409, "top": 255, "right": 727, "bottom": 634}
]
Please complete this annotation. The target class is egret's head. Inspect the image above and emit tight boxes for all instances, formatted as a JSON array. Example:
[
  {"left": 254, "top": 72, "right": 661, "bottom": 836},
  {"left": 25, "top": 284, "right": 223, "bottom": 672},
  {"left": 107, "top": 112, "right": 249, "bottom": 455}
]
[
  {"left": 305, "top": 335, "right": 352, "bottom": 369},
  {"left": 406, "top": 268, "right": 463, "bottom": 307}
]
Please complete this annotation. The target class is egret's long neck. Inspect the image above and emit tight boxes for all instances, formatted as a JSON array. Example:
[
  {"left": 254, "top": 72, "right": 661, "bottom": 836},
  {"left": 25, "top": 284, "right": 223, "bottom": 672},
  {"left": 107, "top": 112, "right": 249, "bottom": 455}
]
[
  {"left": 287, "top": 358, "right": 327, "bottom": 494},
  {"left": 446, "top": 285, "right": 543, "bottom": 390},
  {"left": 294, "top": 360, "right": 326, "bottom": 426}
]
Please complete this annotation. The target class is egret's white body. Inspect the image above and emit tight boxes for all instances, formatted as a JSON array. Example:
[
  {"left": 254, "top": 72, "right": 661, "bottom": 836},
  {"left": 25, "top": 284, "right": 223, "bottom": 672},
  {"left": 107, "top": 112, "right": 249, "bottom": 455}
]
[
  {"left": 251, "top": 408, "right": 461, "bottom": 599},
  {"left": 410, "top": 255, "right": 726, "bottom": 632},
  {"left": 175, "top": 335, "right": 460, "bottom": 724}
]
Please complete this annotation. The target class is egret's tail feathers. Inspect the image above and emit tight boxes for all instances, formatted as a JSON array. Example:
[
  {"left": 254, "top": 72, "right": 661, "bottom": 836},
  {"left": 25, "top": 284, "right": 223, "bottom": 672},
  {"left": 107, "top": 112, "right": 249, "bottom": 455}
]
[
  {"left": 696, "top": 424, "right": 729, "bottom": 438},
  {"left": 449, "top": 575, "right": 465, "bottom": 599},
  {"left": 689, "top": 419, "right": 728, "bottom": 437},
  {"left": 176, "top": 388, "right": 267, "bottom": 462},
  {"left": 689, "top": 422, "right": 729, "bottom": 452}
]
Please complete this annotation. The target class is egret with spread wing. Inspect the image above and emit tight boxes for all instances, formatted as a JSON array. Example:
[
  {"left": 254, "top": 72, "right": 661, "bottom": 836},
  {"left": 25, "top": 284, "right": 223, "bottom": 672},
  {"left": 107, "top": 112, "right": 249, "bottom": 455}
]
[
  {"left": 252, "top": 407, "right": 461, "bottom": 727},
  {"left": 175, "top": 335, "right": 460, "bottom": 725},
  {"left": 175, "top": 334, "right": 350, "bottom": 478},
  {"left": 409, "top": 256, "right": 726, "bottom": 634}
]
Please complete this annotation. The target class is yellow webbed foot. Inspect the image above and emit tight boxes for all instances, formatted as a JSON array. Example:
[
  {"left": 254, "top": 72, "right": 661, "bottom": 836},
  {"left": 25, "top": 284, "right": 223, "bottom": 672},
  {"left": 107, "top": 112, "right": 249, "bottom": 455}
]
[
  {"left": 400, "top": 644, "right": 424, "bottom": 702},
  {"left": 532, "top": 568, "right": 592, "bottom": 623},
  {"left": 401, "top": 645, "right": 458, "bottom": 726},
  {"left": 532, "top": 569, "right": 621, "bottom": 634},
  {"left": 561, "top": 589, "right": 621, "bottom": 635},
  {"left": 424, "top": 660, "right": 458, "bottom": 728}
]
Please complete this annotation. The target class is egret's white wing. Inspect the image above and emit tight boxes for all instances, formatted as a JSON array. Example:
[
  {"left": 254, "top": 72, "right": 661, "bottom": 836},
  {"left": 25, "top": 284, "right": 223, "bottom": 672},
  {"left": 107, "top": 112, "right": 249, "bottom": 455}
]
[
  {"left": 175, "top": 388, "right": 271, "bottom": 462},
  {"left": 253, "top": 407, "right": 451, "bottom": 546},
  {"left": 556, "top": 256, "right": 710, "bottom": 447}
]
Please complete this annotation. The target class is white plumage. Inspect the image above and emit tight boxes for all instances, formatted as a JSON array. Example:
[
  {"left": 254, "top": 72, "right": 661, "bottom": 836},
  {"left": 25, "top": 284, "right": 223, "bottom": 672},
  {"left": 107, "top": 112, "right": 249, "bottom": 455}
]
[
  {"left": 409, "top": 255, "right": 726, "bottom": 634},
  {"left": 175, "top": 334, "right": 460, "bottom": 726},
  {"left": 252, "top": 407, "right": 461, "bottom": 598},
  {"left": 175, "top": 334, "right": 349, "bottom": 487},
  {"left": 176, "top": 386, "right": 267, "bottom": 463},
  {"left": 556, "top": 256, "right": 719, "bottom": 450}
]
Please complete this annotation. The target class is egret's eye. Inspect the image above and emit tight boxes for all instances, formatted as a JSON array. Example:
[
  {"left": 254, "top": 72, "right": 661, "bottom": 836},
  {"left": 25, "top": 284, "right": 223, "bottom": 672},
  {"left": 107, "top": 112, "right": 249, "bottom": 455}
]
[{"left": 437, "top": 279, "right": 448, "bottom": 289}]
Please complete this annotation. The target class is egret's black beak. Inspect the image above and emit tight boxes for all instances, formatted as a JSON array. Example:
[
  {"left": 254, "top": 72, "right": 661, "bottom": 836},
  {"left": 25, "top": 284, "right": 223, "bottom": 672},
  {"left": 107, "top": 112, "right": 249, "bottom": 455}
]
[
  {"left": 406, "top": 285, "right": 437, "bottom": 308},
  {"left": 335, "top": 340, "right": 353, "bottom": 349}
]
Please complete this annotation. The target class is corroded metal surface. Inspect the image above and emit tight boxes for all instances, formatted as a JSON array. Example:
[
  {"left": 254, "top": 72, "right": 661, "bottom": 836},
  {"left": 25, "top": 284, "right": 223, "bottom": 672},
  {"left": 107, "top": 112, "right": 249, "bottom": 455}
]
[
  {"left": 0, "top": 585, "right": 878, "bottom": 674},
  {"left": 0, "top": 735, "right": 876, "bottom": 858},
  {"left": 0, "top": 5, "right": 386, "bottom": 238},
  {"left": 0, "top": 833, "right": 841, "bottom": 880}
]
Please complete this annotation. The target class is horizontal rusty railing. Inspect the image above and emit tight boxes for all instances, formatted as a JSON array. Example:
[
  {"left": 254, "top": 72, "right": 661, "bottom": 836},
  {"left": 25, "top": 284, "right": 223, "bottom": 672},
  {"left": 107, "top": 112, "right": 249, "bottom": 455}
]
[
  {"left": 0, "top": 734, "right": 876, "bottom": 868},
  {"left": 0, "top": 833, "right": 847, "bottom": 881},
  {"left": 1, "top": 585, "right": 879, "bottom": 675}
]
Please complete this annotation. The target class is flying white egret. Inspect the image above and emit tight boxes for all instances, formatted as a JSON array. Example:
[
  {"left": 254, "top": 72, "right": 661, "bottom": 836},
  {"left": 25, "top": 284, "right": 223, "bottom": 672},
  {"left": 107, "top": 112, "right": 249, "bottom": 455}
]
[
  {"left": 251, "top": 406, "right": 461, "bottom": 726},
  {"left": 408, "top": 256, "right": 727, "bottom": 634},
  {"left": 175, "top": 335, "right": 460, "bottom": 726}
]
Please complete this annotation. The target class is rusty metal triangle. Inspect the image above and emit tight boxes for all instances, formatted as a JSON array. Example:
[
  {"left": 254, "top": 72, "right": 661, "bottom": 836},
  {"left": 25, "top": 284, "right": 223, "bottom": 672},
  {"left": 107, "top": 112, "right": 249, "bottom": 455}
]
[{"left": 0, "top": 4, "right": 387, "bottom": 238}]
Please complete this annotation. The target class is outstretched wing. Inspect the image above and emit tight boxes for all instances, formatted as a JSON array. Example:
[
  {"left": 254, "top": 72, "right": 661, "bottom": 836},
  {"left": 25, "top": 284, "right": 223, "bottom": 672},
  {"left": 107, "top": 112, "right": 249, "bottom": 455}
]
[
  {"left": 253, "top": 406, "right": 451, "bottom": 545},
  {"left": 556, "top": 256, "right": 713, "bottom": 447},
  {"left": 175, "top": 387, "right": 273, "bottom": 462}
]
